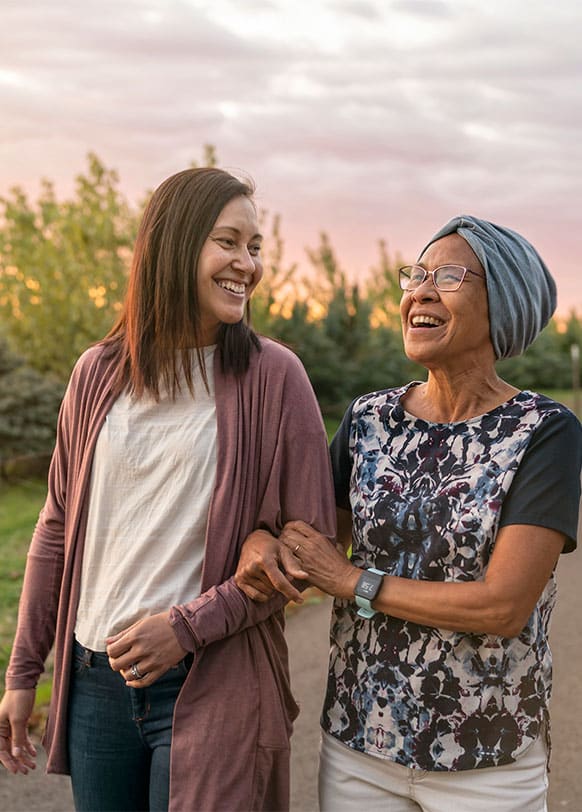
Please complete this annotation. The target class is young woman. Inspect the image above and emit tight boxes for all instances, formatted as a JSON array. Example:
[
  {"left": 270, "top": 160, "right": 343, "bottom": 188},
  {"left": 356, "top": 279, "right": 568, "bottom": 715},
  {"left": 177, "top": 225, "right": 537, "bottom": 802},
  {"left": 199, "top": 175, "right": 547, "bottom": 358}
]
[{"left": 0, "top": 167, "right": 336, "bottom": 811}]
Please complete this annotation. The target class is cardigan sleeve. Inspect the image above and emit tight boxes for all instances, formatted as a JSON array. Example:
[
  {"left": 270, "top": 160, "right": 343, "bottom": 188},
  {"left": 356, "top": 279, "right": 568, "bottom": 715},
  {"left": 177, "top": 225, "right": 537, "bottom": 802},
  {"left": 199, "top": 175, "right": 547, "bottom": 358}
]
[
  {"left": 5, "top": 367, "right": 74, "bottom": 689},
  {"left": 169, "top": 345, "right": 337, "bottom": 652},
  {"left": 169, "top": 579, "right": 287, "bottom": 651}
]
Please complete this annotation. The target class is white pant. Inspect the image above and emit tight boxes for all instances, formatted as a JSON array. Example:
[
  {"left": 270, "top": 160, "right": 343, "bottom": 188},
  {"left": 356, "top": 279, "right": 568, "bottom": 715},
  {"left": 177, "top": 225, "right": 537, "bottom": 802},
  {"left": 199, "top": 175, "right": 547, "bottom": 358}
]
[{"left": 319, "top": 730, "right": 548, "bottom": 812}]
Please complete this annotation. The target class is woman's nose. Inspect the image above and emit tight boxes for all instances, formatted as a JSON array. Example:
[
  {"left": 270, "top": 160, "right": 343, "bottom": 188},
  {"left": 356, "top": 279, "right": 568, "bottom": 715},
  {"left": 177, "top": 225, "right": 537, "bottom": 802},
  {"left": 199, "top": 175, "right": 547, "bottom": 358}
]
[
  {"left": 410, "top": 278, "right": 440, "bottom": 302},
  {"left": 232, "top": 246, "right": 256, "bottom": 274}
]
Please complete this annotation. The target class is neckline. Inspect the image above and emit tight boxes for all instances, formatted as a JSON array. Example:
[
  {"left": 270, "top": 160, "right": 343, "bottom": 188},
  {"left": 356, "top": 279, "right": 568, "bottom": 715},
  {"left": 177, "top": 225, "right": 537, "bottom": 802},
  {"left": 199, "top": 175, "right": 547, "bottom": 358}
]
[{"left": 397, "top": 383, "right": 531, "bottom": 427}]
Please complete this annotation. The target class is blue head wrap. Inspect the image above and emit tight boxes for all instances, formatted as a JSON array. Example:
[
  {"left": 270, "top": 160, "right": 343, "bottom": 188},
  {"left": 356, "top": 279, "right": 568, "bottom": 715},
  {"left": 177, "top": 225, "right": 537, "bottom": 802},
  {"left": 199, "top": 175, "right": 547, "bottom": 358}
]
[{"left": 419, "top": 215, "right": 557, "bottom": 359}]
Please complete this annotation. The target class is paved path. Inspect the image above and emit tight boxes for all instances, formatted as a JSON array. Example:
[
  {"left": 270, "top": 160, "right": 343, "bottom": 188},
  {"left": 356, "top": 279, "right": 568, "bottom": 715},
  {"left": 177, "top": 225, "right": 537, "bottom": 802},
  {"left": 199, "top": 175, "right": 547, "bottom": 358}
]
[{"left": 1, "top": 553, "right": 580, "bottom": 811}]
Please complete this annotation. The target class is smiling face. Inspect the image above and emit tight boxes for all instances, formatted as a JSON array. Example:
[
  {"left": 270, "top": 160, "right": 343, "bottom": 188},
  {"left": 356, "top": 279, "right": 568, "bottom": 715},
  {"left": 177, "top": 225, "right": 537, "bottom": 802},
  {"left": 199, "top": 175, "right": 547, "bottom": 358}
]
[
  {"left": 400, "top": 233, "right": 493, "bottom": 373},
  {"left": 196, "top": 195, "right": 263, "bottom": 346}
]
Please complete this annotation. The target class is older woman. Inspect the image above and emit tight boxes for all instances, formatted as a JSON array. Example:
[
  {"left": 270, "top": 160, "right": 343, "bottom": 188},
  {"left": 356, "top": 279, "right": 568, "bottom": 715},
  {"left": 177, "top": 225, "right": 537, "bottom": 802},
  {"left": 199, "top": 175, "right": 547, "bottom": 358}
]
[{"left": 236, "top": 216, "right": 581, "bottom": 812}]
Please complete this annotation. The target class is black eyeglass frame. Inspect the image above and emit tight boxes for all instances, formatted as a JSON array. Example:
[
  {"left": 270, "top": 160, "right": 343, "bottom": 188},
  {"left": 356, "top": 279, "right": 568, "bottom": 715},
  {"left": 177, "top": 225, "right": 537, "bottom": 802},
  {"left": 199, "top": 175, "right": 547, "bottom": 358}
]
[{"left": 398, "top": 264, "right": 485, "bottom": 292}]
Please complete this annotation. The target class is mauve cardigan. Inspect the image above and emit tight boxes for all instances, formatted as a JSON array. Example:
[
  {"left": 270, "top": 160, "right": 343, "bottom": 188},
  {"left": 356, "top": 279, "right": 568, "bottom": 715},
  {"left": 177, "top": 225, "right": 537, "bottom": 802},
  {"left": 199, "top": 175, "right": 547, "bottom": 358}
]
[{"left": 6, "top": 337, "right": 336, "bottom": 811}]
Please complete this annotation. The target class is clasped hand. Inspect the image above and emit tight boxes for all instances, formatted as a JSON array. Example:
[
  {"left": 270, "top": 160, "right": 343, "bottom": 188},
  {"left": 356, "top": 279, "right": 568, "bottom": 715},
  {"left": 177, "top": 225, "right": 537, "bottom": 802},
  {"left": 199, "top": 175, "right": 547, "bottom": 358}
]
[
  {"left": 106, "top": 611, "right": 187, "bottom": 688},
  {"left": 235, "top": 522, "right": 358, "bottom": 603}
]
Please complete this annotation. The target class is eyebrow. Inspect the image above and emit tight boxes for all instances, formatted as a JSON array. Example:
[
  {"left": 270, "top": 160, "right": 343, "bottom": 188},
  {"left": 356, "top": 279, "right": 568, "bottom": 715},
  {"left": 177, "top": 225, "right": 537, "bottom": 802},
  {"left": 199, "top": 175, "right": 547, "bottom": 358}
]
[{"left": 212, "top": 225, "right": 263, "bottom": 240}]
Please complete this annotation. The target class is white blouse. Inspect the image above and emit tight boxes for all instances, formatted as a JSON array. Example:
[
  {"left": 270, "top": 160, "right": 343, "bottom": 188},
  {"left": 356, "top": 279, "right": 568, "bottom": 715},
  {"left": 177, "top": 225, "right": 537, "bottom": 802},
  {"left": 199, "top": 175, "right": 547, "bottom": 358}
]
[{"left": 75, "top": 347, "right": 217, "bottom": 651}]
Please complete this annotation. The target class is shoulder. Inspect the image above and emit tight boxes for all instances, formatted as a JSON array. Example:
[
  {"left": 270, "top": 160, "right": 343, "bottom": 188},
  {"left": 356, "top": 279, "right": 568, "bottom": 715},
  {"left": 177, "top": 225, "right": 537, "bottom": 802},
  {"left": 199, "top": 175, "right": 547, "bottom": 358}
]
[
  {"left": 253, "top": 336, "right": 310, "bottom": 381},
  {"left": 508, "top": 392, "right": 581, "bottom": 487},
  {"left": 517, "top": 389, "right": 573, "bottom": 416},
  {"left": 70, "top": 343, "right": 109, "bottom": 375},
  {"left": 62, "top": 343, "right": 117, "bottom": 410},
  {"left": 218, "top": 336, "right": 315, "bottom": 407},
  {"left": 241, "top": 337, "right": 325, "bottom": 430},
  {"left": 519, "top": 391, "right": 581, "bottom": 436},
  {"left": 255, "top": 336, "right": 303, "bottom": 366},
  {"left": 352, "top": 383, "right": 414, "bottom": 419}
]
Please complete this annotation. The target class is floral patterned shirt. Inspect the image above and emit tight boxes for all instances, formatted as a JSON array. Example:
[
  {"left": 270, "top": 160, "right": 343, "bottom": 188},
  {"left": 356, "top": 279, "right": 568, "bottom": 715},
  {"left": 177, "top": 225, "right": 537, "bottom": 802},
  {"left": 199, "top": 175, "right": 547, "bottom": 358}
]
[{"left": 322, "top": 385, "right": 581, "bottom": 771}]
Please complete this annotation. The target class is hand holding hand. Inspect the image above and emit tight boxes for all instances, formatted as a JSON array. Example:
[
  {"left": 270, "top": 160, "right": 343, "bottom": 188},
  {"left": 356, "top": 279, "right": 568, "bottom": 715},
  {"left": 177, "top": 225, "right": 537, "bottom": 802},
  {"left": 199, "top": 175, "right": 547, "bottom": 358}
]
[
  {"left": 235, "top": 529, "right": 303, "bottom": 604},
  {"left": 280, "top": 520, "right": 360, "bottom": 599},
  {"left": 106, "top": 611, "right": 187, "bottom": 688},
  {"left": 0, "top": 689, "right": 37, "bottom": 775}
]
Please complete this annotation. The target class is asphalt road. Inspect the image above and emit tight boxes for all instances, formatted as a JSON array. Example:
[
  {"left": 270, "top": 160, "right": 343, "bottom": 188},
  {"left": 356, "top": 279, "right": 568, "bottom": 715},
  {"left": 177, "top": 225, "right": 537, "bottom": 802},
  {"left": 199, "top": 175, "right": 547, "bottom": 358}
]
[{"left": 1, "top": 552, "right": 580, "bottom": 811}]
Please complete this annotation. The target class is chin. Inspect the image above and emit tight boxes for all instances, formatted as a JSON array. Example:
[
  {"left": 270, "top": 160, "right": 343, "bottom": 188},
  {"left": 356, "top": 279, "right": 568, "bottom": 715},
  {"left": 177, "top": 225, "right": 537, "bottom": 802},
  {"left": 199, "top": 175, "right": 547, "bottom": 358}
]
[
  {"left": 215, "top": 306, "right": 246, "bottom": 325},
  {"left": 222, "top": 314, "right": 246, "bottom": 326},
  {"left": 404, "top": 340, "right": 432, "bottom": 360}
]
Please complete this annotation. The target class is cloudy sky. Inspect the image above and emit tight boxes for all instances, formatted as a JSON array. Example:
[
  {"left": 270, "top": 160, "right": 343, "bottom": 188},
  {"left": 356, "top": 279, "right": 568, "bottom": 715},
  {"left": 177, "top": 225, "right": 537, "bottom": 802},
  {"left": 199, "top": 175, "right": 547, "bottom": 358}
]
[{"left": 1, "top": 0, "right": 581, "bottom": 312}]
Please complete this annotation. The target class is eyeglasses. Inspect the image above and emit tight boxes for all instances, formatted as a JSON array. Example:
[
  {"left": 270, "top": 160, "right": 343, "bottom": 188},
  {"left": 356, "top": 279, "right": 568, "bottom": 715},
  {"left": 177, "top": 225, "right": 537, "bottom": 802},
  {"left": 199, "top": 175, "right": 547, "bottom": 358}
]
[{"left": 398, "top": 264, "right": 484, "bottom": 292}]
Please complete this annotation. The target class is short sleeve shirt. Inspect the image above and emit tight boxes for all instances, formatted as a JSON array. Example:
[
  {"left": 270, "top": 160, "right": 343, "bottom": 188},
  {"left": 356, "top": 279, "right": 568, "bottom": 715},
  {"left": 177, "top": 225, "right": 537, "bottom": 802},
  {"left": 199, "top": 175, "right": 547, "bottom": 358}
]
[{"left": 322, "top": 385, "right": 581, "bottom": 772}]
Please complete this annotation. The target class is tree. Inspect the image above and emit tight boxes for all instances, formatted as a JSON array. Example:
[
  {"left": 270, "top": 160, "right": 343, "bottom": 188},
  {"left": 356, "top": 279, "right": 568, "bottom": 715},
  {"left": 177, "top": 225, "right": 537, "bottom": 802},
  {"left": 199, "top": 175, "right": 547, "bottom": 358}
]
[
  {"left": 496, "top": 320, "right": 573, "bottom": 390},
  {"left": 191, "top": 144, "right": 219, "bottom": 169},
  {"left": 0, "top": 154, "right": 139, "bottom": 381},
  {"left": 251, "top": 213, "right": 298, "bottom": 335},
  {"left": 364, "top": 239, "right": 405, "bottom": 331},
  {"left": 270, "top": 233, "right": 419, "bottom": 418},
  {"left": 2, "top": 149, "right": 579, "bottom": 411}
]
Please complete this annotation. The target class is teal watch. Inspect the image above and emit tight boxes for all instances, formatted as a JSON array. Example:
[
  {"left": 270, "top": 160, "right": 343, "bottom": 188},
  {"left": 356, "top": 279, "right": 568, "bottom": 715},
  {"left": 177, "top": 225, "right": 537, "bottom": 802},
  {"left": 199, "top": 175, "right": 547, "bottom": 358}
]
[{"left": 354, "top": 568, "right": 385, "bottom": 618}]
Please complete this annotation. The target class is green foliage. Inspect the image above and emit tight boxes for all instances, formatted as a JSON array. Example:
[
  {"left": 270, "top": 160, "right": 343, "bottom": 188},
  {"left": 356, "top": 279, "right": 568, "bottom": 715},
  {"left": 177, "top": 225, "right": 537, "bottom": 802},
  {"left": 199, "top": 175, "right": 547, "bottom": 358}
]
[
  {"left": 1, "top": 149, "right": 580, "bottom": 421},
  {"left": 263, "top": 233, "right": 420, "bottom": 418},
  {"left": 251, "top": 213, "right": 298, "bottom": 334},
  {"left": 0, "top": 153, "right": 138, "bottom": 380},
  {"left": 496, "top": 320, "right": 576, "bottom": 391},
  {"left": 364, "top": 238, "right": 405, "bottom": 330},
  {"left": 0, "top": 336, "right": 63, "bottom": 465}
]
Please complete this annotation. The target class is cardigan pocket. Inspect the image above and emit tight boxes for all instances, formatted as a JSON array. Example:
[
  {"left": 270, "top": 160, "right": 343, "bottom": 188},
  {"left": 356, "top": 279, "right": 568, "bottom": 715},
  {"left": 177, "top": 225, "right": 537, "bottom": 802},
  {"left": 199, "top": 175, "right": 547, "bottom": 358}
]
[
  {"left": 251, "top": 616, "right": 299, "bottom": 750},
  {"left": 251, "top": 744, "right": 290, "bottom": 812}
]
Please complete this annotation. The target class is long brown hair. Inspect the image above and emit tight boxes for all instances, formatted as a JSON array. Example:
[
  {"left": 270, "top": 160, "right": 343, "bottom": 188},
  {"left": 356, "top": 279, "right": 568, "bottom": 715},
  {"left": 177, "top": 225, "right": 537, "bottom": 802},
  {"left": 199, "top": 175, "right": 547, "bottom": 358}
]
[{"left": 105, "top": 168, "right": 261, "bottom": 398}]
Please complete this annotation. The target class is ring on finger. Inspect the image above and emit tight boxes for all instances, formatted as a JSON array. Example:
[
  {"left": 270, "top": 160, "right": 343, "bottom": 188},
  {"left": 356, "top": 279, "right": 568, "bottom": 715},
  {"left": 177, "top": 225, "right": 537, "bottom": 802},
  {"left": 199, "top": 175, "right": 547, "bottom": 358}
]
[
  {"left": 130, "top": 663, "right": 144, "bottom": 680},
  {"left": 293, "top": 544, "right": 301, "bottom": 553}
]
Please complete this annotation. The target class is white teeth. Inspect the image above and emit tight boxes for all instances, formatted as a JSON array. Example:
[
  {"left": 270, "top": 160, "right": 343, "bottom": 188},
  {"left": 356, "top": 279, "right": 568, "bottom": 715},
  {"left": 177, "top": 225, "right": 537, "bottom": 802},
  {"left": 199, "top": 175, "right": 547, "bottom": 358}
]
[
  {"left": 217, "top": 280, "right": 245, "bottom": 295},
  {"left": 411, "top": 315, "right": 444, "bottom": 327}
]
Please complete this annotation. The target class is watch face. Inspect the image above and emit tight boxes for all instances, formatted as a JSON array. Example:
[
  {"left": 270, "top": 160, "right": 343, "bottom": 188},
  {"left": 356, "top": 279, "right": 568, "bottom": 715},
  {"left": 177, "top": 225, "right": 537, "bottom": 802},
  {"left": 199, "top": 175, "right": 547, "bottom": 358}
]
[
  {"left": 360, "top": 578, "right": 377, "bottom": 595},
  {"left": 355, "top": 570, "right": 383, "bottom": 601}
]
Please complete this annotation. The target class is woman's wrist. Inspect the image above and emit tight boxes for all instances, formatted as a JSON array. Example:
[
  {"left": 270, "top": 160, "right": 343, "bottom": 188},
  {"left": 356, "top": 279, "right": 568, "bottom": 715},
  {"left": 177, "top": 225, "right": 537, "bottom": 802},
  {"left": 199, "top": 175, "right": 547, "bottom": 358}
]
[{"left": 337, "top": 566, "right": 362, "bottom": 601}]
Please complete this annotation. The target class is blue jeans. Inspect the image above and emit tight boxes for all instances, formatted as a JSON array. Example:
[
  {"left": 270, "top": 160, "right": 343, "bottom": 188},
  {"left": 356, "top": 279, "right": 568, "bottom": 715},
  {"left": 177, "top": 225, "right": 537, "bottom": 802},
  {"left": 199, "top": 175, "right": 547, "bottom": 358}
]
[{"left": 67, "top": 639, "right": 191, "bottom": 812}]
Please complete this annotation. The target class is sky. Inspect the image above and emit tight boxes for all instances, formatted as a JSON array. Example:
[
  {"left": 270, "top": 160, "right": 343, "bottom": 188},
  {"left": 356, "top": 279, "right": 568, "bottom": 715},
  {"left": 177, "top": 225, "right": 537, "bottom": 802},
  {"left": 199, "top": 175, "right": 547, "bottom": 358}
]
[{"left": 1, "top": 0, "right": 581, "bottom": 313}]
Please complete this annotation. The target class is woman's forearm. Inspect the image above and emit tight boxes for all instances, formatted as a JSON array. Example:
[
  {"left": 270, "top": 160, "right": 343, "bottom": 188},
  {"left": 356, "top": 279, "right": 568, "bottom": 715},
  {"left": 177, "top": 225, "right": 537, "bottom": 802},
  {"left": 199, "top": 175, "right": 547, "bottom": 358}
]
[
  {"left": 169, "top": 576, "right": 289, "bottom": 652},
  {"left": 371, "top": 575, "right": 522, "bottom": 636},
  {"left": 5, "top": 547, "right": 64, "bottom": 689},
  {"left": 368, "top": 525, "right": 565, "bottom": 637},
  {"left": 282, "top": 522, "right": 566, "bottom": 639}
]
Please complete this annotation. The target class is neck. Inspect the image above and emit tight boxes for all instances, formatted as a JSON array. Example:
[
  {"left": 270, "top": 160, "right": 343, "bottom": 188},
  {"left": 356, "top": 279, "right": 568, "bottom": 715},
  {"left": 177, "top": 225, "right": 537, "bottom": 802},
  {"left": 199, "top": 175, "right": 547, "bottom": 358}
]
[{"left": 407, "top": 367, "right": 519, "bottom": 423}]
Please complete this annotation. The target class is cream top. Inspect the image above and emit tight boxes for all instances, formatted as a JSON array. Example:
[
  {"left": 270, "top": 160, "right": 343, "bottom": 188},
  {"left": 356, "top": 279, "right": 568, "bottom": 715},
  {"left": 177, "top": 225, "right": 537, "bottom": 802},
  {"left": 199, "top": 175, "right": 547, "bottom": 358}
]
[{"left": 75, "top": 348, "right": 217, "bottom": 651}]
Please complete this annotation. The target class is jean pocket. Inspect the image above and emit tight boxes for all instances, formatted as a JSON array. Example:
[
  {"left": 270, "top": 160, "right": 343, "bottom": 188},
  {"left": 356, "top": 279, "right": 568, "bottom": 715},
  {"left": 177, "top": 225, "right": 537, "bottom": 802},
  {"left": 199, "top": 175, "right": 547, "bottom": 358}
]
[
  {"left": 171, "top": 654, "right": 193, "bottom": 678},
  {"left": 72, "top": 642, "right": 93, "bottom": 675}
]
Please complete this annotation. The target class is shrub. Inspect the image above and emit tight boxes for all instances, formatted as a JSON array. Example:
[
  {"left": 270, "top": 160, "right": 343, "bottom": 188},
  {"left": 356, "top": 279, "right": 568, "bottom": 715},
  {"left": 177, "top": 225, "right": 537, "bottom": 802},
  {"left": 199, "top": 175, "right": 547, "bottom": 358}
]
[{"left": 0, "top": 336, "right": 63, "bottom": 469}]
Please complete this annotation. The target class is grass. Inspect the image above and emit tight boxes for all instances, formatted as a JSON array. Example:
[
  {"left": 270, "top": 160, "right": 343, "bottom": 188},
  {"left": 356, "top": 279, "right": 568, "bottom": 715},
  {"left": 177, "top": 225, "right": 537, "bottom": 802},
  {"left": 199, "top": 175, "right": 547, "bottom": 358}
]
[{"left": 0, "top": 479, "right": 47, "bottom": 672}]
